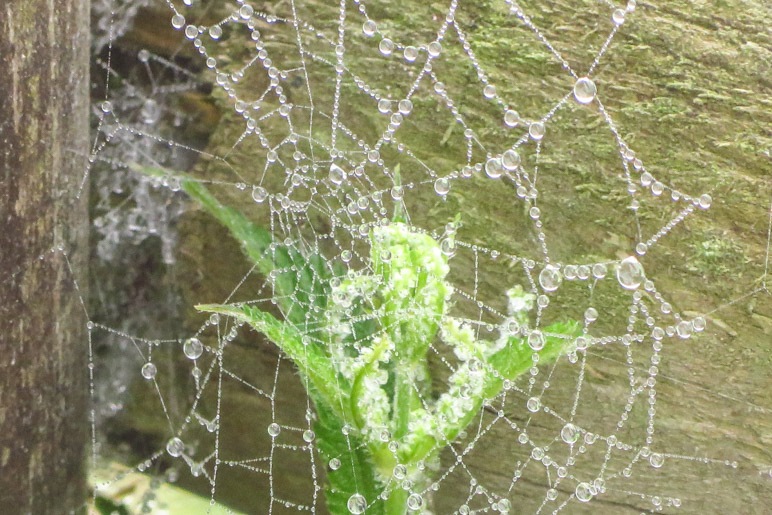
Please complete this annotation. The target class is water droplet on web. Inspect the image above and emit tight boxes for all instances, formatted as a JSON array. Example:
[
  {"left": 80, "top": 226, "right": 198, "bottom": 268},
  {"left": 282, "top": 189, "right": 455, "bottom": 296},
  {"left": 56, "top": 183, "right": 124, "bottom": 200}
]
[
  {"left": 529, "top": 122, "right": 545, "bottom": 141},
  {"left": 303, "top": 430, "right": 315, "bottom": 443},
  {"left": 341, "top": 250, "right": 352, "bottom": 262},
  {"left": 208, "top": 25, "right": 223, "bottom": 39},
  {"left": 427, "top": 41, "right": 442, "bottom": 57},
  {"left": 676, "top": 320, "right": 692, "bottom": 339},
  {"left": 362, "top": 20, "right": 377, "bottom": 37},
  {"left": 329, "top": 457, "right": 341, "bottom": 470},
  {"left": 501, "top": 149, "right": 521, "bottom": 171},
  {"left": 617, "top": 256, "right": 644, "bottom": 290},
  {"left": 440, "top": 238, "right": 456, "bottom": 257},
  {"left": 573, "top": 77, "right": 597, "bottom": 104},
  {"left": 504, "top": 109, "right": 520, "bottom": 127},
  {"left": 183, "top": 338, "right": 203, "bottom": 360},
  {"left": 483, "top": 84, "right": 496, "bottom": 99},
  {"left": 693, "top": 316, "right": 706, "bottom": 332},
  {"left": 329, "top": 164, "right": 346, "bottom": 185},
  {"left": 403, "top": 46, "right": 418, "bottom": 62},
  {"left": 245, "top": 187, "right": 267, "bottom": 207},
  {"left": 592, "top": 263, "right": 607, "bottom": 279},
  {"left": 379, "top": 38, "right": 394, "bottom": 56},
  {"left": 584, "top": 307, "right": 598, "bottom": 322},
  {"left": 539, "top": 265, "right": 562, "bottom": 292},
  {"left": 398, "top": 99, "right": 413, "bottom": 115},
  {"left": 526, "top": 397, "right": 541, "bottom": 412},
  {"left": 268, "top": 423, "right": 281, "bottom": 437},
  {"left": 166, "top": 437, "right": 185, "bottom": 457},
  {"left": 141, "top": 362, "right": 157, "bottom": 380},
  {"left": 137, "top": 49, "right": 150, "bottom": 63},
  {"left": 171, "top": 14, "right": 186, "bottom": 29},
  {"left": 650, "top": 453, "right": 665, "bottom": 468},
  {"left": 485, "top": 157, "right": 503, "bottom": 178},
  {"left": 575, "top": 482, "right": 593, "bottom": 502},
  {"left": 528, "top": 330, "right": 545, "bottom": 351},
  {"left": 698, "top": 194, "right": 712, "bottom": 209},
  {"left": 561, "top": 423, "right": 580, "bottom": 444},
  {"left": 612, "top": 9, "right": 626, "bottom": 25},
  {"left": 406, "top": 493, "right": 423, "bottom": 510},
  {"left": 347, "top": 493, "right": 367, "bottom": 514},
  {"left": 434, "top": 178, "right": 450, "bottom": 196}
]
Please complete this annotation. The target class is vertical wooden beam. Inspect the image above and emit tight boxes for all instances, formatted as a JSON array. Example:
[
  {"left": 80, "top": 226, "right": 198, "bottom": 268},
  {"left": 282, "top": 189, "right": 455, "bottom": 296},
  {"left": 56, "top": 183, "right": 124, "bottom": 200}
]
[{"left": 0, "top": 0, "right": 90, "bottom": 512}]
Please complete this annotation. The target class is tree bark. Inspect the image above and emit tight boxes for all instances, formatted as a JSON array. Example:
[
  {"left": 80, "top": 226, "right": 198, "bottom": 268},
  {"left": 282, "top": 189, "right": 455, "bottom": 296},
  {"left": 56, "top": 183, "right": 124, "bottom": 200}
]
[{"left": 0, "top": 0, "right": 90, "bottom": 513}]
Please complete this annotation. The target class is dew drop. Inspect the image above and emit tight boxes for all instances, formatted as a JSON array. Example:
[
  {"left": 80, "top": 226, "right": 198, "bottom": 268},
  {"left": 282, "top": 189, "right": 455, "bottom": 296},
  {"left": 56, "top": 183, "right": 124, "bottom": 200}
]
[
  {"left": 434, "top": 178, "right": 450, "bottom": 196},
  {"left": 561, "top": 423, "right": 580, "bottom": 444},
  {"left": 183, "top": 338, "right": 204, "bottom": 360},
  {"left": 268, "top": 423, "right": 281, "bottom": 437},
  {"left": 529, "top": 122, "right": 546, "bottom": 141},
  {"left": 247, "top": 187, "right": 267, "bottom": 206},
  {"left": 379, "top": 38, "right": 394, "bottom": 56},
  {"left": 427, "top": 41, "right": 442, "bottom": 57},
  {"left": 485, "top": 157, "right": 503, "bottom": 179},
  {"left": 676, "top": 320, "right": 693, "bottom": 339},
  {"left": 166, "top": 437, "right": 185, "bottom": 457},
  {"left": 347, "top": 493, "right": 367, "bottom": 514},
  {"left": 526, "top": 397, "right": 541, "bottom": 413},
  {"left": 141, "top": 362, "right": 157, "bottom": 380},
  {"left": 501, "top": 149, "right": 521, "bottom": 171},
  {"left": 329, "top": 457, "right": 342, "bottom": 470},
  {"left": 171, "top": 14, "right": 186, "bottom": 29},
  {"left": 616, "top": 256, "right": 644, "bottom": 290},
  {"left": 329, "top": 164, "right": 346, "bottom": 185},
  {"left": 528, "top": 330, "right": 545, "bottom": 351},
  {"left": 573, "top": 77, "right": 597, "bottom": 104},
  {"left": 698, "top": 194, "right": 712, "bottom": 209},
  {"left": 303, "top": 430, "right": 315, "bottom": 443},
  {"left": 612, "top": 9, "right": 626, "bottom": 25},
  {"left": 406, "top": 493, "right": 423, "bottom": 510},
  {"left": 650, "top": 453, "right": 665, "bottom": 468},
  {"left": 539, "top": 265, "right": 562, "bottom": 292},
  {"left": 398, "top": 99, "right": 413, "bottom": 115},
  {"left": 575, "top": 482, "right": 593, "bottom": 502},
  {"left": 504, "top": 109, "right": 520, "bottom": 127},
  {"left": 403, "top": 46, "right": 418, "bottom": 62},
  {"left": 362, "top": 20, "right": 377, "bottom": 36}
]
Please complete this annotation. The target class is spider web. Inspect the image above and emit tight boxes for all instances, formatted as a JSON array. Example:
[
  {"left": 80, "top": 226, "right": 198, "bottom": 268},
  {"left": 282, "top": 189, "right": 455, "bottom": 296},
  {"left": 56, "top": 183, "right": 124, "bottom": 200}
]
[{"left": 78, "top": 0, "right": 772, "bottom": 513}]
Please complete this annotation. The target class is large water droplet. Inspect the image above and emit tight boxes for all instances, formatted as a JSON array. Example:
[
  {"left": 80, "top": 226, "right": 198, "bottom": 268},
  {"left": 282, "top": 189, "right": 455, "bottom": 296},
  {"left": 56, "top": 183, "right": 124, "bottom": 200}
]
[
  {"left": 434, "top": 178, "right": 450, "bottom": 196},
  {"left": 183, "top": 338, "right": 204, "bottom": 360},
  {"left": 573, "top": 77, "right": 597, "bottom": 104},
  {"left": 539, "top": 265, "right": 562, "bottom": 292},
  {"left": 501, "top": 149, "right": 521, "bottom": 171},
  {"left": 141, "top": 362, "right": 157, "bottom": 380},
  {"left": 329, "top": 164, "right": 346, "bottom": 185},
  {"left": 252, "top": 186, "right": 268, "bottom": 203},
  {"left": 649, "top": 453, "right": 665, "bottom": 468},
  {"left": 407, "top": 493, "right": 423, "bottom": 510},
  {"left": 166, "top": 437, "right": 185, "bottom": 457},
  {"left": 575, "top": 482, "right": 593, "bottom": 502},
  {"left": 529, "top": 122, "right": 546, "bottom": 141},
  {"left": 268, "top": 423, "right": 281, "bottom": 437},
  {"left": 347, "top": 493, "right": 367, "bottom": 514},
  {"left": 561, "top": 423, "right": 580, "bottom": 444},
  {"left": 485, "top": 157, "right": 503, "bottom": 179},
  {"left": 616, "top": 256, "right": 644, "bottom": 290},
  {"left": 528, "top": 330, "right": 545, "bottom": 351}
]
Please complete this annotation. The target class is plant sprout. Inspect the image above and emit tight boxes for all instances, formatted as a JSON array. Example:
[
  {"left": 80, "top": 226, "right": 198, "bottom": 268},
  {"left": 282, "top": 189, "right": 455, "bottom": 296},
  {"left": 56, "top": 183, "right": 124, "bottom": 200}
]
[{"left": 139, "top": 166, "right": 580, "bottom": 514}]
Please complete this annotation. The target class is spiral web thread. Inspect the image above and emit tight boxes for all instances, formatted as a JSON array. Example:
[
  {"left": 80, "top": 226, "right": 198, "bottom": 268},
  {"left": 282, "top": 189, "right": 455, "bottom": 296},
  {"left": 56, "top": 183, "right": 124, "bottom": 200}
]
[{"left": 73, "top": 0, "right": 772, "bottom": 513}]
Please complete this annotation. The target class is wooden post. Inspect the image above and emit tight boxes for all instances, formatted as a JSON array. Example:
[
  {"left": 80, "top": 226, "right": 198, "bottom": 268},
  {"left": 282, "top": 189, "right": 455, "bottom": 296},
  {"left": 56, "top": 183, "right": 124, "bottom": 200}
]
[{"left": 0, "top": 0, "right": 90, "bottom": 512}]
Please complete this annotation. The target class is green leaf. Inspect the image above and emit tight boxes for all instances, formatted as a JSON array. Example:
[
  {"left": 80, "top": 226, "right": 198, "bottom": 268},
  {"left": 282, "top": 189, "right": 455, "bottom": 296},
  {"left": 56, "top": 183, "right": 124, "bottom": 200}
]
[
  {"left": 195, "top": 303, "right": 350, "bottom": 421},
  {"left": 314, "top": 401, "right": 385, "bottom": 515}
]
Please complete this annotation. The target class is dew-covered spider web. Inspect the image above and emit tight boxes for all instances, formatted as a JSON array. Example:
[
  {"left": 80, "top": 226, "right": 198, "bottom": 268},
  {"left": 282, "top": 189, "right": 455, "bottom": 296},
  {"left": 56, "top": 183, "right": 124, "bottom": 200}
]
[{"left": 78, "top": 0, "right": 772, "bottom": 513}]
